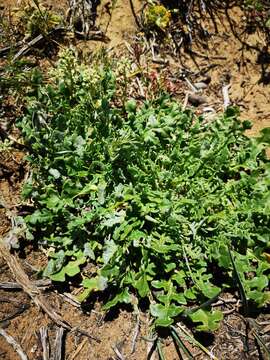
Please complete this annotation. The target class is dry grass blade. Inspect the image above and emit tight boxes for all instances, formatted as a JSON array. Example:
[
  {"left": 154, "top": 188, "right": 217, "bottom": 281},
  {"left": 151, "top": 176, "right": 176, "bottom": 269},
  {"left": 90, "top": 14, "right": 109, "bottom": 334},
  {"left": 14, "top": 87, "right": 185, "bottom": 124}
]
[
  {"left": 248, "top": 319, "right": 270, "bottom": 359},
  {"left": 0, "top": 303, "right": 30, "bottom": 323},
  {"left": 146, "top": 337, "right": 157, "bottom": 360},
  {"left": 0, "top": 40, "right": 24, "bottom": 57},
  {"left": 0, "top": 279, "right": 51, "bottom": 290},
  {"left": 0, "top": 237, "right": 70, "bottom": 329},
  {"left": 0, "top": 281, "right": 24, "bottom": 289},
  {"left": 0, "top": 328, "right": 28, "bottom": 360},
  {"left": 12, "top": 27, "right": 66, "bottom": 62}
]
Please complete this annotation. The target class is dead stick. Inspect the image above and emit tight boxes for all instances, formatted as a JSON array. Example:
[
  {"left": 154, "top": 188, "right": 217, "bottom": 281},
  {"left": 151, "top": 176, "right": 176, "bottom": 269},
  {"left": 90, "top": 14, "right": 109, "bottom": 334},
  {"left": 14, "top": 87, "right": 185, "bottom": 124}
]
[
  {"left": 130, "top": 314, "right": 140, "bottom": 354},
  {"left": 0, "top": 238, "right": 100, "bottom": 343},
  {"left": 39, "top": 326, "right": 50, "bottom": 360},
  {"left": 53, "top": 327, "right": 65, "bottom": 360},
  {"left": 0, "top": 279, "right": 51, "bottom": 290},
  {"left": 129, "top": 0, "right": 141, "bottom": 28},
  {"left": 112, "top": 345, "right": 126, "bottom": 360},
  {"left": 0, "top": 40, "right": 25, "bottom": 57},
  {"left": 68, "top": 338, "right": 88, "bottom": 360},
  {"left": 0, "top": 328, "right": 28, "bottom": 360},
  {"left": 12, "top": 27, "right": 66, "bottom": 62},
  {"left": 12, "top": 34, "right": 44, "bottom": 62}
]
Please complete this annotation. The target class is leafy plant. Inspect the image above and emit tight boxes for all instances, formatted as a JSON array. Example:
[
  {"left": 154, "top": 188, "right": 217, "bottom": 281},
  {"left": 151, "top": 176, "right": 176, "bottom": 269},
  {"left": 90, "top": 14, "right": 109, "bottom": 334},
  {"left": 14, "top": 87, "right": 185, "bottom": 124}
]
[
  {"left": 144, "top": 3, "right": 171, "bottom": 30},
  {"left": 15, "top": 0, "right": 63, "bottom": 38},
  {"left": 18, "top": 49, "right": 270, "bottom": 332}
]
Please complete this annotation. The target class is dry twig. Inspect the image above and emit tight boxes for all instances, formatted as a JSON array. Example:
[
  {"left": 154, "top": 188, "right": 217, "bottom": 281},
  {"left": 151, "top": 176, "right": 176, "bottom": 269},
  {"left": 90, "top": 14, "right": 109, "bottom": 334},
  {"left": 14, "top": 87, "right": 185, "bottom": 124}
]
[
  {"left": 53, "top": 327, "right": 65, "bottom": 360},
  {"left": 0, "top": 279, "right": 51, "bottom": 290},
  {"left": 58, "top": 292, "right": 81, "bottom": 308},
  {"left": 0, "top": 237, "right": 100, "bottom": 343},
  {"left": 112, "top": 345, "right": 125, "bottom": 360},
  {"left": 68, "top": 338, "right": 88, "bottom": 360},
  {"left": 39, "top": 326, "right": 50, "bottom": 360},
  {"left": 0, "top": 328, "right": 28, "bottom": 360},
  {"left": 130, "top": 314, "right": 140, "bottom": 354},
  {"left": 12, "top": 27, "right": 65, "bottom": 62}
]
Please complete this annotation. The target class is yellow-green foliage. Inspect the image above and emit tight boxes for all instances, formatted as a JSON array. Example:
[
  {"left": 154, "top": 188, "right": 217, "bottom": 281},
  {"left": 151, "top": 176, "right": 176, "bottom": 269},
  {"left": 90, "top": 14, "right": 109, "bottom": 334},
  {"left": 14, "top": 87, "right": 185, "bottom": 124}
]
[{"left": 145, "top": 4, "right": 171, "bottom": 30}]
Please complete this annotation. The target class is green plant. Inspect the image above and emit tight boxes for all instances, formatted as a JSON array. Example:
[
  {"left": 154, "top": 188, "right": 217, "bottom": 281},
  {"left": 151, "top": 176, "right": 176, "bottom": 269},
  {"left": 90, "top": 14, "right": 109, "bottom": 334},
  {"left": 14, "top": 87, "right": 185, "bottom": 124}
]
[
  {"left": 15, "top": 0, "right": 62, "bottom": 38},
  {"left": 144, "top": 3, "right": 171, "bottom": 30},
  {"left": 0, "top": 139, "right": 13, "bottom": 151},
  {"left": 18, "top": 50, "right": 270, "bottom": 333}
]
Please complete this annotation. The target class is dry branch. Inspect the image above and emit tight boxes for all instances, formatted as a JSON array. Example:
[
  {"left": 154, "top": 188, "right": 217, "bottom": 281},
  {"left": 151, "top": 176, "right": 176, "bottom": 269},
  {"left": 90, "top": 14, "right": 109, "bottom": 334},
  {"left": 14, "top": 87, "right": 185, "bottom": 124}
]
[
  {"left": 53, "top": 327, "right": 65, "bottom": 360},
  {"left": 130, "top": 314, "right": 140, "bottom": 354},
  {"left": 11, "top": 27, "right": 65, "bottom": 62},
  {"left": 0, "top": 237, "right": 100, "bottom": 343},
  {"left": 0, "top": 279, "right": 51, "bottom": 290},
  {"left": 39, "top": 326, "right": 50, "bottom": 360},
  {"left": 0, "top": 328, "right": 28, "bottom": 360}
]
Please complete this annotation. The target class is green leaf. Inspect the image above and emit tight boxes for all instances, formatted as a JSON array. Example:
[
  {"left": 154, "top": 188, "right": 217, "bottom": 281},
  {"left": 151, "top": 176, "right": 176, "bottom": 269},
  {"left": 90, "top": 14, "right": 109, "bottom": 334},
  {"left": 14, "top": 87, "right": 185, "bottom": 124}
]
[
  {"left": 150, "top": 303, "right": 183, "bottom": 327},
  {"left": 73, "top": 183, "right": 98, "bottom": 199},
  {"left": 257, "top": 127, "right": 270, "bottom": 145},
  {"left": 172, "top": 271, "right": 186, "bottom": 286},
  {"left": 83, "top": 276, "right": 107, "bottom": 290},
  {"left": 184, "top": 289, "right": 197, "bottom": 300},
  {"left": 247, "top": 290, "right": 270, "bottom": 307},
  {"left": 125, "top": 99, "right": 136, "bottom": 113},
  {"left": 65, "top": 257, "right": 86, "bottom": 277},
  {"left": 45, "top": 194, "right": 62, "bottom": 210},
  {"left": 197, "top": 281, "right": 221, "bottom": 299},
  {"left": 43, "top": 250, "right": 65, "bottom": 277},
  {"left": 189, "top": 309, "right": 223, "bottom": 331},
  {"left": 49, "top": 168, "right": 61, "bottom": 179},
  {"left": 102, "top": 210, "right": 126, "bottom": 227},
  {"left": 152, "top": 280, "right": 170, "bottom": 290},
  {"left": 103, "top": 239, "right": 118, "bottom": 264},
  {"left": 50, "top": 268, "right": 66, "bottom": 282},
  {"left": 171, "top": 292, "right": 187, "bottom": 305},
  {"left": 135, "top": 273, "right": 149, "bottom": 297},
  {"left": 103, "top": 288, "right": 131, "bottom": 310},
  {"left": 77, "top": 275, "right": 108, "bottom": 302},
  {"left": 83, "top": 243, "right": 95, "bottom": 260},
  {"left": 18, "top": 52, "right": 270, "bottom": 332}
]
